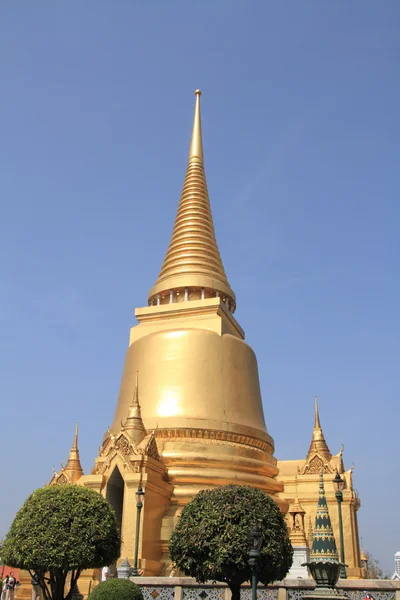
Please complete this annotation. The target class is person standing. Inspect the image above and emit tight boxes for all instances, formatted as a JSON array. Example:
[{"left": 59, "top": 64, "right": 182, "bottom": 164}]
[
  {"left": 1, "top": 577, "right": 9, "bottom": 600},
  {"left": 5, "top": 572, "right": 17, "bottom": 600},
  {"left": 31, "top": 573, "right": 41, "bottom": 600}
]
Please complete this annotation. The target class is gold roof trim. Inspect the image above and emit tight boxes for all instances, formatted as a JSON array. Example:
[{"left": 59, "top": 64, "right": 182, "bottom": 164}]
[{"left": 148, "top": 90, "right": 235, "bottom": 309}]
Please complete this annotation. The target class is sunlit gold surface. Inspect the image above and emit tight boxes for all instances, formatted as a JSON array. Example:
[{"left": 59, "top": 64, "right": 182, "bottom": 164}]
[
  {"left": 110, "top": 323, "right": 286, "bottom": 517},
  {"left": 148, "top": 90, "right": 235, "bottom": 310},
  {"left": 111, "top": 328, "right": 273, "bottom": 441}
]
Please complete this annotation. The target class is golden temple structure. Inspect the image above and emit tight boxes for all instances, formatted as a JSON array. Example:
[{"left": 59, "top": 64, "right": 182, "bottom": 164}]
[{"left": 45, "top": 90, "right": 363, "bottom": 585}]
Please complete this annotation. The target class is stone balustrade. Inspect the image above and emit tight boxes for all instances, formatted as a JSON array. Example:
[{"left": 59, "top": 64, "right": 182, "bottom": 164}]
[{"left": 131, "top": 577, "right": 400, "bottom": 600}]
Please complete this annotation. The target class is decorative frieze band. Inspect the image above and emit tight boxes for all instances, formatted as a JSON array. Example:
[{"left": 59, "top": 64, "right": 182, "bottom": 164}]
[{"left": 154, "top": 428, "right": 273, "bottom": 454}]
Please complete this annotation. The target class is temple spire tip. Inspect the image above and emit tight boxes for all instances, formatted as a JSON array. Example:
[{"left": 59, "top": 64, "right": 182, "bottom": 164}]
[
  {"left": 189, "top": 88, "right": 203, "bottom": 161},
  {"left": 73, "top": 422, "right": 79, "bottom": 449},
  {"left": 314, "top": 396, "right": 321, "bottom": 429}
]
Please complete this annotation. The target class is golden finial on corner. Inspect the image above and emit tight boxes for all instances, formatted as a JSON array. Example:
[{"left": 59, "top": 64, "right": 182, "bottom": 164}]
[
  {"left": 122, "top": 371, "right": 146, "bottom": 445},
  {"left": 63, "top": 422, "right": 84, "bottom": 483},
  {"left": 306, "top": 396, "right": 331, "bottom": 462}
]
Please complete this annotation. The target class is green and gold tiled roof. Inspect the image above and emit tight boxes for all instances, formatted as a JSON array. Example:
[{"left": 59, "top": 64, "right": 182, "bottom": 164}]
[{"left": 310, "top": 472, "right": 339, "bottom": 562}]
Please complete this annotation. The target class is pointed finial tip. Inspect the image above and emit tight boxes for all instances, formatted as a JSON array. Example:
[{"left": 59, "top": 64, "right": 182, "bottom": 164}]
[{"left": 195, "top": 89, "right": 202, "bottom": 96}]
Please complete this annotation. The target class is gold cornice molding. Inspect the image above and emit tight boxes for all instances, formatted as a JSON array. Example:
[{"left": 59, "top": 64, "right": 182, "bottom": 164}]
[
  {"left": 135, "top": 297, "right": 244, "bottom": 339},
  {"left": 154, "top": 427, "right": 274, "bottom": 455}
]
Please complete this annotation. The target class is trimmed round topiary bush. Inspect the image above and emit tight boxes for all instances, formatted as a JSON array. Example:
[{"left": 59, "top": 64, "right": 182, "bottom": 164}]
[
  {"left": 89, "top": 578, "right": 143, "bottom": 600},
  {"left": 2, "top": 484, "right": 120, "bottom": 600},
  {"left": 169, "top": 485, "right": 293, "bottom": 600}
]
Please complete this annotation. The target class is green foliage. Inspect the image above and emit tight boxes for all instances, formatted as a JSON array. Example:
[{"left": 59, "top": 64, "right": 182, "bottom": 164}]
[
  {"left": 169, "top": 485, "right": 293, "bottom": 593},
  {"left": 89, "top": 578, "right": 143, "bottom": 600},
  {"left": 1, "top": 484, "right": 120, "bottom": 600}
]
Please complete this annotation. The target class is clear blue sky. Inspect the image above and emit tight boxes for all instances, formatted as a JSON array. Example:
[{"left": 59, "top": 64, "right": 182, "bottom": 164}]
[{"left": 1, "top": 2, "right": 399, "bottom": 574}]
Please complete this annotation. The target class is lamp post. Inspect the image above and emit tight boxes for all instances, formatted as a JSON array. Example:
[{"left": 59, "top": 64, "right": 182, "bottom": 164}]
[
  {"left": 249, "top": 525, "right": 263, "bottom": 600},
  {"left": 332, "top": 472, "right": 347, "bottom": 579},
  {"left": 132, "top": 485, "right": 145, "bottom": 576}
]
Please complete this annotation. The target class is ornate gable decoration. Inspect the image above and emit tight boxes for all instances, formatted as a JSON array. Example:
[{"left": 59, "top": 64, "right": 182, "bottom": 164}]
[
  {"left": 138, "top": 432, "right": 161, "bottom": 462},
  {"left": 49, "top": 467, "right": 71, "bottom": 486},
  {"left": 301, "top": 453, "right": 334, "bottom": 475},
  {"left": 92, "top": 430, "right": 162, "bottom": 475}
]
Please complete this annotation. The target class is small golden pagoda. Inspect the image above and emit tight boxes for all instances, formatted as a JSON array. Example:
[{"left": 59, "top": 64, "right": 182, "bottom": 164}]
[{"left": 42, "top": 91, "right": 363, "bottom": 585}]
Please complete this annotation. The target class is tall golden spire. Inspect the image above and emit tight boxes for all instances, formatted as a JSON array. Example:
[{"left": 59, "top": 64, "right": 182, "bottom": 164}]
[
  {"left": 122, "top": 372, "right": 146, "bottom": 446},
  {"left": 64, "top": 423, "right": 84, "bottom": 483},
  {"left": 306, "top": 396, "right": 331, "bottom": 461},
  {"left": 148, "top": 90, "right": 236, "bottom": 311}
]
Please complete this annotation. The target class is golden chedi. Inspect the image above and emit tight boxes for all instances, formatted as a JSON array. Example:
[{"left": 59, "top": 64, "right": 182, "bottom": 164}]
[
  {"left": 101, "top": 89, "right": 285, "bottom": 573},
  {"left": 37, "top": 91, "right": 364, "bottom": 585}
]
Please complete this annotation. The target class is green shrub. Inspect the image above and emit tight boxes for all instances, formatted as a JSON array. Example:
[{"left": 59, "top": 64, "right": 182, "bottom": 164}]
[
  {"left": 2, "top": 484, "right": 120, "bottom": 600},
  {"left": 89, "top": 578, "right": 143, "bottom": 600},
  {"left": 170, "top": 485, "right": 293, "bottom": 600}
]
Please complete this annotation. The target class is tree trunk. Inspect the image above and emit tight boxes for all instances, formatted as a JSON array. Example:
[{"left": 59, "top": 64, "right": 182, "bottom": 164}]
[{"left": 230, "top": 584, "right": 241, "bottom": 600}]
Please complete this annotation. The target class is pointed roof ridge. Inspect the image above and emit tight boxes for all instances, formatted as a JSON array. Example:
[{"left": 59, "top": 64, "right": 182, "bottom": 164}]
[
  {"left": 122, "top": 372, "right": 146, "bottom": 445},
  {"left": 64, "top": 422, "right": 84, "bottom": 483},
  {"left": 309, "top": 471, "right": 339, "bottom": 562},
  {"left": 148, "top": 90, "right": 236, "bottom": 311},
  {"left": 306, "top": 396, "right": 332, "bottom": 461}
]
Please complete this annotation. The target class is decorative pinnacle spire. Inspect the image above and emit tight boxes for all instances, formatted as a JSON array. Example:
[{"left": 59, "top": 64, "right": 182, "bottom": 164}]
[
  {"left": 314, "top": 395, "right": 321, "bottom": 428},
  {"left": 309, "top": 471, "right": 339, "bottom": 562},
  {"left": 148, "top": 90, "right": 236, "bottom": 311},
  {"left": 72, "top": 422, "right": 78, "bottom": 449},
  {"left": 189, "top": 90, "right": 203, "bottom": 161},
  {"left": 64, "top": 422, "right": 84, "bottom": 483},
  {"left": 122, "top": 372, "right": 146, "bottom": 445},
  {"left": 307, "top": 396, "right": 331, "bottom": 461}
]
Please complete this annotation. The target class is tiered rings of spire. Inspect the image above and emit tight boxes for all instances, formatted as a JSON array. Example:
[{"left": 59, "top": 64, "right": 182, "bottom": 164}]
[{"left": 148, "top": 90, "right": 236, "bottom": 312}]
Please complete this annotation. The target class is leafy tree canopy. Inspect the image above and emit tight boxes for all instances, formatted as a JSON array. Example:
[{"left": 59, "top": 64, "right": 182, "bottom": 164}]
[
  {"left": 1, "top": 485, "right": 120, "bottom": 600},
  {"left": 89, "top": 578, "right": 143, "bottom": 600},
  {"left": 169, "top": 485, "right": 293, "bottom": 598}
]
